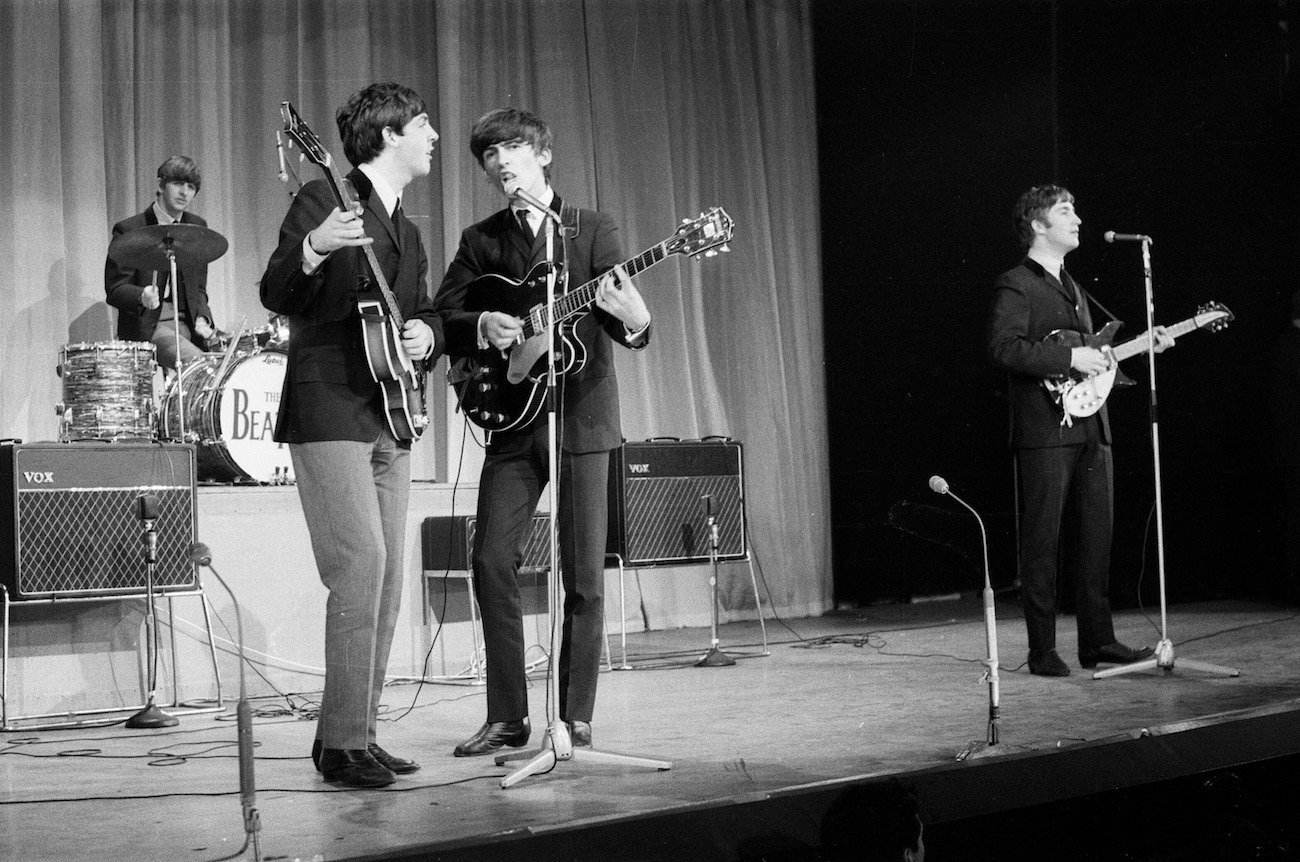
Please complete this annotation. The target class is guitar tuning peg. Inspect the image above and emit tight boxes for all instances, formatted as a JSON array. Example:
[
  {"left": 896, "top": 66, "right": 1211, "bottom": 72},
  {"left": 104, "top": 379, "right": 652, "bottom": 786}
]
[
  {"left": 721, "top": 245, "right": 730, "bottom": 253},
  {"left": 681, "top": 218, "right": 690, "bottom": 225},
  {"left": 705, "top": 249, "right": 717, "bottom": 258}
]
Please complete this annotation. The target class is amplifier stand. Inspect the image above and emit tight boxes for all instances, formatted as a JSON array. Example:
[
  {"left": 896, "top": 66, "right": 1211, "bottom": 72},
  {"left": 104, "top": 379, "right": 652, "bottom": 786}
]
[
  {"left": 610, "top": 553, "right": 769, "bottom": 669},
  {"left": 1, "top": 586, "right": 225, "bottom": 731}
]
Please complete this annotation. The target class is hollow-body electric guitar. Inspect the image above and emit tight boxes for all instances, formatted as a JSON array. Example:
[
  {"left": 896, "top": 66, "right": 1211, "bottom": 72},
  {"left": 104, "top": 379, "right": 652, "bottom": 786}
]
[
  {"left": 453, "top": 207, "right": 734, "bottom": 432},
  {"left": 1042, "top": 301, "right": 1233, "bottom": 424},
  {"left": 279, "top": 101, "right": 429, "bottom": 441}
]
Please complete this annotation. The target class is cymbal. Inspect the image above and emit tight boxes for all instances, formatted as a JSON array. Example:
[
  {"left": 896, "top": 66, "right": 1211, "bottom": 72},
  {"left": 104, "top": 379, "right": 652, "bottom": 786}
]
[{"left": 108, "top": 222, "right": 229, "bottom": 270}]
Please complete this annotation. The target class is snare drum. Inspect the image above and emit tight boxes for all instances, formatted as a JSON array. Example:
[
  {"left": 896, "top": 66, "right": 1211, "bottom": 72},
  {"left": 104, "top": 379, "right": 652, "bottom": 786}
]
[
  {"left": 159, "top": 350, "right": 292, "bottom": 483},
  {"left": 57, "top": 341, "right": 157, "bottom": 441}
]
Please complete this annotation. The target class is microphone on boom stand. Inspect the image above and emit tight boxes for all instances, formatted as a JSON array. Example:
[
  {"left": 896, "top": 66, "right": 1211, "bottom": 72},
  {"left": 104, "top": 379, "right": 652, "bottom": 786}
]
[{"left": 928, "top": 475, "right": 1002, "bottom": 759}]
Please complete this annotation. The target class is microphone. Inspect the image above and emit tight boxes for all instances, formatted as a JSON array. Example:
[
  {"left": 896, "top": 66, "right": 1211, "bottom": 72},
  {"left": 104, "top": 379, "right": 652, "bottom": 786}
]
[
  {"left": 189, "top": 542, "right": 213, "bottom": 567},
  {"left": 136, "top": 493, "right": 160, "bottom": 523},
  {"left": 275, "top": 130, "right": 289, "bottom": 182},
  {"left": 507, "top": 184, "right": 562, "bottom": 224},
  {"left": 191, "top": 541, "right": 262, "bottom": 855},
  {"left": 928, "top": 475, "right": 1001, "bottom": 750},
  {"left": 1103, "top": 230, "right": 1152, "bottom": 244}
]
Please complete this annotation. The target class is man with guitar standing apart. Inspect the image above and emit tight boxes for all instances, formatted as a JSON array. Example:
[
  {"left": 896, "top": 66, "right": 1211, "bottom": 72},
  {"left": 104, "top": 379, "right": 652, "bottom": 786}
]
[
  {"left": 988, "top": 184, "right": 1171, "bottom": 677},
  {"left": 434, "top": 108, "right": 651, "bottom": 756},
  {"left": 261, "top": 82, "right": 441, "bottom": 787}
]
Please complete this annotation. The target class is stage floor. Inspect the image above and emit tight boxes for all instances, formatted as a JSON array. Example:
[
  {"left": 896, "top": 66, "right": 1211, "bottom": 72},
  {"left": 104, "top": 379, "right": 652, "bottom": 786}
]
[{"left": 1, "top": 597, "right": 1298, "bottom": 861}]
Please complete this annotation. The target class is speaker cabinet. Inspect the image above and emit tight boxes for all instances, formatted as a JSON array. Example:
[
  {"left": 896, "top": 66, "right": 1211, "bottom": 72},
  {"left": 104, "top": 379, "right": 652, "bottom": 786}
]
[
  {"left": 0, "top": 442, "right": 199, "bottom": 600},
  {"left": 423, "top": 512, "right": 554, "bottom": 573},
  {"left": 607, "top": 440, "right": 746, "bottom": 566}
]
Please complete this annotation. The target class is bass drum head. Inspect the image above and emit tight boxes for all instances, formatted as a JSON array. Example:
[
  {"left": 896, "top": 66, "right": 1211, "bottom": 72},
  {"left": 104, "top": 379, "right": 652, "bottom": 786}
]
[{"left": 216, "top": 350, "right": 291, "bottom": 483}]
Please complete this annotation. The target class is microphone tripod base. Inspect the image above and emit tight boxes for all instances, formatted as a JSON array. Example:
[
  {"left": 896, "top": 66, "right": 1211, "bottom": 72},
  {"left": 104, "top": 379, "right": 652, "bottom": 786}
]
[
  {"left": 125, "top": 700, "right": 179, "bottom": 729},
  {"left": 695, "top": 646, "right": 736, "bottom": 667}
]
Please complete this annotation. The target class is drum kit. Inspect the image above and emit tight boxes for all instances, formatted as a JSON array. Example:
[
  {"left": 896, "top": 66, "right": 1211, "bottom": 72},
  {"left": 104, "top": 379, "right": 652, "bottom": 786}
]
[{"left": 57, "top": 223, "right": 293, "bottom": 484}]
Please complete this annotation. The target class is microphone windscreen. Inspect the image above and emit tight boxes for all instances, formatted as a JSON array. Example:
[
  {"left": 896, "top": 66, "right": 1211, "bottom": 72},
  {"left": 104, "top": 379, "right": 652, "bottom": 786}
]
[
  {"left": 189, "top": 542, "right": 213, "bottom": 566},
  {"left": 136, "top": 493, "right": 160, "bottom": 521},
  {"left": 928, "top": 475, "right": 949, "bottom": 494}
]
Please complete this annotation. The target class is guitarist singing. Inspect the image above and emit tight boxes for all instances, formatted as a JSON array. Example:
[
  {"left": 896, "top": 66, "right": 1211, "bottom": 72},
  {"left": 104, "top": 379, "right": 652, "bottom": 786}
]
[
  {"left": 261, "top": 82, "right": 442, "bottom": 788},
  {"left": 987, "top": 184, "right": 1172, "bottom": 678},
  {"left": 434, "top": 107, "right": 651, "bottom": 757}
]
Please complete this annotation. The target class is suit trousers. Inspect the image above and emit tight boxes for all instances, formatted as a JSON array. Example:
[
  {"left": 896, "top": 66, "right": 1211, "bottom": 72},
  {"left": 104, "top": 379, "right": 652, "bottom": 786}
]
[
  {"left": 1015, "top": 433, "right": 1117, "bottom": 658},
  {"left": 150, "top": 304, "right": 206, "bottom": 371},
  {"left": 473, "top": 423, "right": 609, "bottom": 723},
  {"left": 290, "top": 431, "right": 410, "bottom": 749}
]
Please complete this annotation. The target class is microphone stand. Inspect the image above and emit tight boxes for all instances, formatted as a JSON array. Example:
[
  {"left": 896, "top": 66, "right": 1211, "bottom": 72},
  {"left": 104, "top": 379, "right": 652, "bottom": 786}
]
[
  {"left": 126, "top": 494, "right": 179, "bottom": 729},
  {"left": 695, "top": 494, "right": 735, "bottom": 667},
  {"left": 929, "top": 477, "right": 1000, "bottom": 756},
  {"left": 1093, "top": 237, "right": 1237, "bottom": 680},
  {"left": 497, "top": 188, "right": 670, "bottom": 787},
  {"left": 192, "top": 544, "right": 262, "bottom": 861}
]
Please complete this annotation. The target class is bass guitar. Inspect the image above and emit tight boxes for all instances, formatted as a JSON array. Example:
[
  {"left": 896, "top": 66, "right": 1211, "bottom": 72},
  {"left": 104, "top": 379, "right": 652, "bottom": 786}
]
[
  {"left": 279, "top": 101, "right": 430, "bottom": 441},
  {"left": 452, "top": 207, "right": 734, "bottom": 432},
  {"left": 1042, "top": 301, "right": 1233, "bottom": 425}
]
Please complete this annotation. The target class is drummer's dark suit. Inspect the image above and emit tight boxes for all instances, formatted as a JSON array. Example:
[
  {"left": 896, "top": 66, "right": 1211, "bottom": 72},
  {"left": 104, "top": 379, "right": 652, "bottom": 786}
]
[
  {"left": 988, "top": 257, "right": 1118, "bottom": 660},
  {"left": 434, "top": 195, "right": 649, "bottom": 724},
  {"left": 104, "top": 206, "right": 213, "bottom": 350}
]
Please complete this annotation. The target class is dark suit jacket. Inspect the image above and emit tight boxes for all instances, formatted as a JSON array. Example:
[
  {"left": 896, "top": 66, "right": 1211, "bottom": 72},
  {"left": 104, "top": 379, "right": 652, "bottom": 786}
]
[
  {"left": 988, "top": 257, "right": 1111, "bottom": 448},
  {"left": 104, "top": 206, "right": 213, "bottom": 345},
  {"left": 434, "top": 194, "right": 650, "bottom": 454},
  {"left": 260, "top": 169, "right": 442, "bottom": 445}
]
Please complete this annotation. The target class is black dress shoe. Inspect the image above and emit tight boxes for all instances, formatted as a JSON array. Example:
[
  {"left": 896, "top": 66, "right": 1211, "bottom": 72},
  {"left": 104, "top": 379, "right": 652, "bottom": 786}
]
[
  {"left": 318, "top": 748, "right": 396, "bottom": 788},
  {"left": 1079, "top": 642, "right": 1154, "bottom": 669},
  {"left": 368, "top": 742, "right": 420, "bottom": 774},
  {"left": 453, "top": 718, "right": 531, "bottom": 757},
  {"left": 311, "top": 738, "right": 322, "bottom": 771},
  {"left": 1028, "top": 649, "right": 1071, "bottom": 677},
  {"left": 566, "top": 720, "right": 592, "bottom": 748}
]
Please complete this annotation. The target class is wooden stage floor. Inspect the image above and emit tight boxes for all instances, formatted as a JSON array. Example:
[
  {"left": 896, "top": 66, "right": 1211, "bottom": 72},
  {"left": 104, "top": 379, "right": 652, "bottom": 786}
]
[{"left": 2, "top": 597, "right": 1299, "bottom": 861}]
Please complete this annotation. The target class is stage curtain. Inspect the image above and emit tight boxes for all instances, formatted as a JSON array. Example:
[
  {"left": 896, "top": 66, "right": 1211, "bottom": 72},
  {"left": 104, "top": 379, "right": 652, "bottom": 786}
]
[{"left": 0, "top": 0, "right": 828, "bottom": 618}]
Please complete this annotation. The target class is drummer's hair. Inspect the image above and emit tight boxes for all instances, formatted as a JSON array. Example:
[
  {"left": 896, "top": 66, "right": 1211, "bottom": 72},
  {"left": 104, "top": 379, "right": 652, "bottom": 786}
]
[
  {"left": 157, "top": 156, "right": 201, "bottom": 192},
  {"left": 336, "top": 82, "right": 428, "bottom": 167}
]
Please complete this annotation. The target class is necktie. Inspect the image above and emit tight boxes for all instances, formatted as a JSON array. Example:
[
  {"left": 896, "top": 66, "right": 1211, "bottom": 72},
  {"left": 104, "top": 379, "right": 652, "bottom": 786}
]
[
  {"left": 392, "top": 200, "right": 403, "bottom": 252},
  {"left": 516, "top": 208, "right": 535, "bottom": 245}
]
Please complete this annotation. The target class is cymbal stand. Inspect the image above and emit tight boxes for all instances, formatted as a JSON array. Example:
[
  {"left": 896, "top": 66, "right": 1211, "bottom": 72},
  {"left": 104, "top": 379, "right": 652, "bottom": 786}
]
[
  {"left": 695, "top": 494, "right": 735, "bottom": 667},
  {"left": 1095, "top": 236, "right": 1237, "bottom": 679},
  {"left": 125, "top": 494, "right": 178, "bottom": 729},
  {"left": 163, "top": 240, "right": 188, "bottom": 441},
  {"left": 496, "top": 190, "right": 670, "bottom": 786}
]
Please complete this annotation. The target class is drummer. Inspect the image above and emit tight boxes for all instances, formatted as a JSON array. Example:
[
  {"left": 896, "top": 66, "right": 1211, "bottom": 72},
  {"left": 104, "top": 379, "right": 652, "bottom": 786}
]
[{"left": 104, "top": 155, "right": 219, "bottom": 370}]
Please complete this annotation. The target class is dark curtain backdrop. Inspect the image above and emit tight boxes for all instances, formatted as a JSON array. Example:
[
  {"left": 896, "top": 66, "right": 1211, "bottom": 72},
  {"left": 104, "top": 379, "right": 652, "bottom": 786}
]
[{"left": 0, "top": 0, "right": 830, "bottom": 617}]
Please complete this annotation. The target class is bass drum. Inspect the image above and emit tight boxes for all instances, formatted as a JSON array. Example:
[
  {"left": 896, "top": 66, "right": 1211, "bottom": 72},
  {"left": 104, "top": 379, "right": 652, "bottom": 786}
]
[{"left": 159, "top": 350, "right": 292, "bottom": 484}]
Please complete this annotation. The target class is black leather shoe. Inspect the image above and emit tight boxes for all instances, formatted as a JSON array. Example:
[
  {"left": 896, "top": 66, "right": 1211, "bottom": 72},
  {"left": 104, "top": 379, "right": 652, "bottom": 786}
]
[
  {"left": 1028, "top": 650, "right": 1071, "bottom": 677},
  {"left": 453, "top": 718, "right": 531, "bottom": 757},
  {"left": 368, "top": 742, "right": 420, "bottom": 774},
  {"left": 1079, "top": 642, "right": 1154, "bottom": 669},
  {"left": 566, "top": 720, "right": 592, "bottom": 748},
  {"left": 318, "top": 748, "right": 396, "bottom": 788},
  {"left": 311, "top": 738, "right": 323, "bottom": 771}
]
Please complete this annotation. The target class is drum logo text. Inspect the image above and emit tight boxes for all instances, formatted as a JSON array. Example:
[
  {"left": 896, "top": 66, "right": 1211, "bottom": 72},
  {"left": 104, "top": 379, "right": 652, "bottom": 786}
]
[{"left": 230, "top": 388, "right": 279, "bottom": 441}]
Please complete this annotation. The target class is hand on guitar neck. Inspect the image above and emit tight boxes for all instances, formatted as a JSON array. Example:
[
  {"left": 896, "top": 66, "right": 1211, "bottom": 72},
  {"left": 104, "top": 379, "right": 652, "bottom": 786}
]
[
  {"left": 306, "top": 207, "right": 374, "bottom": 256},
  {"left": 1070, "top": 325, "right": 1175, "bottom": 376}
]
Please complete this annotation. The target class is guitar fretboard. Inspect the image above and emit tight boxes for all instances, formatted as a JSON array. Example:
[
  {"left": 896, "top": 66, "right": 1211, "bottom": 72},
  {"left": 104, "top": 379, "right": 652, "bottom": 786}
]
[
  {"left": 521, "top": 240, "right": 670, "bottom": 338},
  {"left": 1111, "top": 311, "right": 1228, "bottom": 362}
]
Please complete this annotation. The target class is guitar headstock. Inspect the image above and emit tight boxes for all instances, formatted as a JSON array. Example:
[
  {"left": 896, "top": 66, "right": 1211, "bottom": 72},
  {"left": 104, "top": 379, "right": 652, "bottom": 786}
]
[
  {"left": 1195, "top": 301, "right": 1234, "bottom": 332},
  {"left": 666, "top": 207, "right": 735, "bottom": 259},
  {"left": 280, "top": 101, "right": 332, "bottom": 170}
]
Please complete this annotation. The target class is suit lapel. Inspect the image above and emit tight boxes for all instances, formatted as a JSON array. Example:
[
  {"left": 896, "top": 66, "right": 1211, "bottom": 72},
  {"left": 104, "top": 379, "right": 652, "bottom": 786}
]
[{"left": 348, "top": 168, "right": 401, "bottom": 251}]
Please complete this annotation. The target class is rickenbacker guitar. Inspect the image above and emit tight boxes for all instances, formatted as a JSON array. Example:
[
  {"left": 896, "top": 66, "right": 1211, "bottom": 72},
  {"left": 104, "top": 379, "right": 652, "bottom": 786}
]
[
  {"left": 1042, "top": 301, "right": 1233, "bottom": 425},
  {"left": 279, "top": 101, "right": 430, "bottom": 442},
  {"left": 452, "top": 207, "right": 735, "bottom": 432}
]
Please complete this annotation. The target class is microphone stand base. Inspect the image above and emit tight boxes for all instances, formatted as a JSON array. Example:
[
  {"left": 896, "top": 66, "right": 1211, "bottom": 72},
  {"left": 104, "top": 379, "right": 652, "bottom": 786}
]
[
  {"left": 695, "top": 647, "right": 736, "bottom": 668},
  {"left": 125, "top": 700, "right": 179, "bottom": 729}
]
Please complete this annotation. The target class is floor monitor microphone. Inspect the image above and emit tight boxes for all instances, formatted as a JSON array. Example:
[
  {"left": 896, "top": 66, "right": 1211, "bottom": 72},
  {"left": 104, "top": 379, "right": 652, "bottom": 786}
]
[{"left": 929, "top": 474, "right": 1001, "bottom": 753}]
